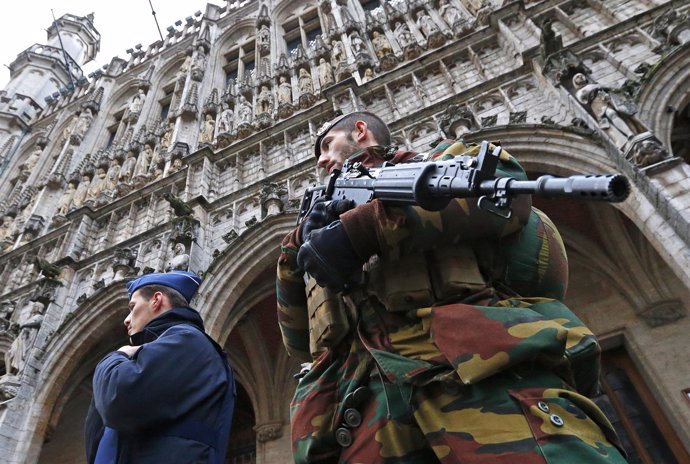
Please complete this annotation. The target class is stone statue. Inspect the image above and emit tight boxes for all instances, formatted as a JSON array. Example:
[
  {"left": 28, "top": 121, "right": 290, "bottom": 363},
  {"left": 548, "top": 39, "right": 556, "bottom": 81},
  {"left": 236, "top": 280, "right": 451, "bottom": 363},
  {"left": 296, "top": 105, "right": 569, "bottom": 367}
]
[
  {"left": 193, "top": 46, "right": 207, "bottom": 72},
  {"left": 0, "top": 301, "right": 14, "bottom": 332},
  {"left": 278, "top": 76, "right": 292, "bottom": 105},
  {"left": 258, "top": 24, "right": 270, "bottom": 50},
  {"left": 119, "top": 151, "right": 137, "bottom": 183},
  {"left": 199, "top": 114, "right": 216, "bottom": 145},
  {"left": 349, "top": 32, "right": 366, "bottom": 56},
  {"left": 86, "top": 167, "right": 107, "bottom": 202},
  {"left": 362, "top": 68, "right": 375, "bottom": 83},
  {"left": 572, "top": 73, "right": 637, "bottom": 148},
  {"left": 237, "top": 96, "right": 253, "bottom": 124},
  {"left": 104, "top": 159, "right": 121, "bottom": 192},
  {"left": 0, "top": 214, "right": 17, "bottom": 244},
  {"left": 160, "top": 121, "right": 174, "bottom": 151},
  {"left": 167, "top": 242, "right": 190, "bottom": 271},
  {"left": 372, "top": 31, "right": 393, "bottom": 58},
  {"left": 631, "top": 139, "right": 666, "bottom": 168},
  {"left": 257, "top": 86, "right": 273, "bottom": 114},
  {"left": 128, "top": 88, "right": 146, "bottom": 115},
  {"left": 394, "top": 21, "right": 414, "bottom": 48},
  {"left": 56, "top": 182, "right": 77, "bottom": 215},
  {"left": 416, "top": 10, "right": 439, "bottom": 38},
  {"left": 6, "top": 300, "right": 44, "bottom": 376},
  {"left": 134, "top": 144, "right": 153, "bottom": 178},
  {"left": 62, "top": 114, "right": 79, "bottom": 142},
  {"left": 167, "top": 157, "right": 184, "bottom": 176},
  {"left": 20, "top": 147, "right": 43, "bottom": 173},
  {"left": 71, "top": 174, "right": 91, "bottom": 209},
  {"left": 299, "top": 68, "right": 314, "bottom": 94},
  {"left": 331, "top": 40, "right": 347, "bottom": 68},
  {"left": 217, "top": 105, "right": 234, "bottom": 133},
  {"left": 148, "top": 146, "right": 164, "bottom": 181},
  {"left": 439, "top": 0, "right": 463, "bottom": 28},
  {"left": 73, "top": 108, "right": 94, "bottom": 139},
  {"left": 318, "top": 58, "right": 334, "bottom": 87}
]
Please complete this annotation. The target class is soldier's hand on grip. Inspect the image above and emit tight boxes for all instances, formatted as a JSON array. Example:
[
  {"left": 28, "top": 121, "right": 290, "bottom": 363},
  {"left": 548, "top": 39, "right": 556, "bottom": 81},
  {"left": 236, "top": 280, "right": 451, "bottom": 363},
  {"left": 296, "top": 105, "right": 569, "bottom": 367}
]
[
  {"left": 299, "top": 199, "right": 355, "bottom": 243},
  {"left": 297, "top": 220, "right": 363, "bottom": 291}
]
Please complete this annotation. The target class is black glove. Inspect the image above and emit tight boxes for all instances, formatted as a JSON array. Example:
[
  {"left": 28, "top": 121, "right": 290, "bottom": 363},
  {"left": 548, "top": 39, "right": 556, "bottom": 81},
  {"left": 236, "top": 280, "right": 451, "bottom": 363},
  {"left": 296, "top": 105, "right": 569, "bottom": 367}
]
[
  {"left": 297, "top": 220, "right": 364, "bottom": 291},
  {"left": 299, "top": 199, "right": 355, "bottom": 242}
]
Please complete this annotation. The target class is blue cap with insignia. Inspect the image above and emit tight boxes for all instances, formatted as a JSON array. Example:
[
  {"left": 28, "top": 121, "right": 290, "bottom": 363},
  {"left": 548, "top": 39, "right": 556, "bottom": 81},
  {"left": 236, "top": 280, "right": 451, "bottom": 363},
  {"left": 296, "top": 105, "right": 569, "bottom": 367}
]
[{"left": 127, "top": 270, "right": 202, "bottom": 303}]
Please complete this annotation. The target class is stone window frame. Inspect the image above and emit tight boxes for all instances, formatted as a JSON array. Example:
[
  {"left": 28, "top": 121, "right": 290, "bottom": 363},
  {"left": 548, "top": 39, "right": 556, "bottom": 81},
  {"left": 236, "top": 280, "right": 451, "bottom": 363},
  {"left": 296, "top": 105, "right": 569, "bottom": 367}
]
[
  {"left": 281, "top": 7, "right": 322, "bottom": 59},
  {"left": 223, "top": 40, "right": 257, "bottom": 85}
]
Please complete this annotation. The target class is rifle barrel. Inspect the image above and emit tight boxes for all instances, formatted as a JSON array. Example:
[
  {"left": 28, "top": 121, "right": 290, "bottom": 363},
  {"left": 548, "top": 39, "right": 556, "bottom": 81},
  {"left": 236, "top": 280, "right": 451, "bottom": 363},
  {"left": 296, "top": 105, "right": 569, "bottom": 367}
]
[{"left": 478, "top": 174, "right": 630, "bottom": 202}]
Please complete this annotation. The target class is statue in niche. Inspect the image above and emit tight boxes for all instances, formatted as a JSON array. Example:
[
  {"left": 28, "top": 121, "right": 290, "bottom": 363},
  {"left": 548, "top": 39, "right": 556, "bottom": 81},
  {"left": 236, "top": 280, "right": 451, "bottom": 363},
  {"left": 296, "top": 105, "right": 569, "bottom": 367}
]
[
  {"left": 167, "top": 242, "right": 190, "bottom": 271},
  {"left": 318, "top": 58, "right": 334, "bottom": 87},
  {"left": 278, "top": 76, "right": 292, "bottom": 105},
  {"left": 128, "top": 88, "right": 146, "bottom": 115},
  {"left": 0, "top": 301, "right": 14, "bottom": 332},
  {"left": 86, "top": 167, "right": 107, "bottom": 202},
  {"left": 572, "top": 72, "right": 638, "bottom": 148},
  {"left": 259, "top": 56, "right": 271, "bottom": 79},
  {"left": 167, "top": 157, "right": 184, "bottom": 176},
  {"left": 119, "top": 151, "right": 137, "bottom": 183},
  {"left": 193, "top": 46, "right": 207, "bottom": 71},
  {"left": 372, "top": 30, "right": 393, "bottom": 58},
  {"left": 330, "top": 40, "right": 347, "bottom": 68},
  {"left": 73, "top": 108, "right": 94, "bottom": 140},
  {"left": 217, "top": 104, "right": 234, "bottom": 133},
  {"left": 55, "top": 181, "right": 77, "bottom": 216},
  {"left": 439, "top": 0, "right": 464, "bottom": 28},
  {"left": 630, "top": 139, "right": 667, "bottom": 168},
  {"left": 178, "top": 54, "right": 193, "bottom": 79},
  {"left": 20, "top": 146, "right": 43, "bottom": 173},
  {"left": 104, "top": 159, "right": 121, "bottom": 192},
  {"left": 349, "top": 31, "right": 366, "bottom": 56},
  {"left": 257, "top": 24, "right": 270, "bottom": 51},
  {"left": 416, "top": 10, "right": 439, "bottom": 38},
  {"left": 160, "top": 121, "right": 174, "bottom": 152},
  {"left": 71, "top": 174, "right": 91, "bottom": 209},
  {"left": 362, "top": 67, "right": 375, "bottom": 83},
  {"left": 148, "top": 146, "right": 164, "bottom": 181},
  {"left": 256, "top": 86, "right": 273, "bottom": 115},
  {"left": 134, "top": 144, "right": 154, "bottom": 178},
  {"left": 237, "top": 96, "right": 253, "bottom": 124},
  {"left": 6, "top": 300, "right": 44, "bottom": 376},
  {"left": 198, "top": 114, "right": 216, "bottom": 145},
  {"left": 62, "top": 114, "right": 79, "bottom": 142},
  {"left": 299, "top": 68, "right": 314, "bottom": 94},
  {"left": 0, "top": 214, "right": 17, "bottom": 244},
  {"left": 394, "top": 21, "right": 415, "bottom": 48}
]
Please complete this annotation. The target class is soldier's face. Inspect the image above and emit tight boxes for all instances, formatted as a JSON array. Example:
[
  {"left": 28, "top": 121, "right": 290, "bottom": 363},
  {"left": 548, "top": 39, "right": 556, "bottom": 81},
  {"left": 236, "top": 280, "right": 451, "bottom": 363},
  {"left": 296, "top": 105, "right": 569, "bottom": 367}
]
[{"left": 317, "top": 129, "right": 362, "bottom": 174}]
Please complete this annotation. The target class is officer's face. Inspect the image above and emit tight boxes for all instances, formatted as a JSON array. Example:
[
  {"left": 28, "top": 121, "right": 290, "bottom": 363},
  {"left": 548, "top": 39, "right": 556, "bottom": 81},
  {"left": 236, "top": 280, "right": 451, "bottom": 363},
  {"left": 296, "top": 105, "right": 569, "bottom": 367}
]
[
  {"left": 124, "top": 290, "right": 159, "bottom": 336},
  {"left": 317, "top": 129, "right": 362, "bottom": 174}
]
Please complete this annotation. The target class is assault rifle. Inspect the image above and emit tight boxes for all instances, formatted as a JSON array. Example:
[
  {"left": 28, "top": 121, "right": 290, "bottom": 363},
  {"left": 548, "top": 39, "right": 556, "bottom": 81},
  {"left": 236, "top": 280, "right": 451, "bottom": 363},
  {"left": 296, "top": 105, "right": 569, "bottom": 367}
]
[{"left": 297, "top": 141, "right": 630, "bottom": 223}]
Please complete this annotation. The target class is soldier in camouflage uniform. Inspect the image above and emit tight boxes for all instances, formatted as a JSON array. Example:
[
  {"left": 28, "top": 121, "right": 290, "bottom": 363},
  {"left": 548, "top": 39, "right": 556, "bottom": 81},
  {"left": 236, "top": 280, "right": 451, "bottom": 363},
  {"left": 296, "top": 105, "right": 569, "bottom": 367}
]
[{"left": 277, "top": 111, "right": 628, "bottom": 463}]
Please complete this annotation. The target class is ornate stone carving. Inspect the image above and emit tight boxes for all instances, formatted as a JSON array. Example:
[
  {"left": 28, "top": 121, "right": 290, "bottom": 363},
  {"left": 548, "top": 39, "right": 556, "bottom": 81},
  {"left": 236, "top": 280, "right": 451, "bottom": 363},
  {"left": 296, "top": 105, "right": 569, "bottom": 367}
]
[
  {"left": 113, "top": 248, "right": 138, "bottom": 280},
  {"left": 639, "top": 300, "right": 685, "bottom": 327},
  {"left": 539, "top": 18, "right": 563, "bottom": 61},
  {"left": 439, "top": 104, "right": 477, "bottom": 138}
]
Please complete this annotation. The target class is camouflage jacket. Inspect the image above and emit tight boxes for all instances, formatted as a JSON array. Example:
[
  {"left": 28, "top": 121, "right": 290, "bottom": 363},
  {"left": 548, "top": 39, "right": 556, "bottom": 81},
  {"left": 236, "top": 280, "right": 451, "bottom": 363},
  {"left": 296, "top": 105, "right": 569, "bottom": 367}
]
[{"left": 276, "top": 140, "right": 599, "bottom": 397}]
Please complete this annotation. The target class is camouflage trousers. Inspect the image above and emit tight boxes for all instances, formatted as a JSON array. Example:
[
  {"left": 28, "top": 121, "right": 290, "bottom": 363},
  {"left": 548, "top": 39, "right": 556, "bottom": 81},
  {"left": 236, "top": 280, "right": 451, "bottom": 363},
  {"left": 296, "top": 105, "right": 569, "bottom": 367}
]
[{"left": 291, "top": 365, "right": 628, "bottom": 464}]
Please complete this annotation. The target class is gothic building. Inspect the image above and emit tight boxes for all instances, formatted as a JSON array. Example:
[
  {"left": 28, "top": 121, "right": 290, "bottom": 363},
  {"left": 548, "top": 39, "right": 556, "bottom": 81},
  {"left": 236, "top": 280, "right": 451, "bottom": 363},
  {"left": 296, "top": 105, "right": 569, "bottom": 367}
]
[{"left": 0, "top": 0, "right": 689, "bottom": 462}]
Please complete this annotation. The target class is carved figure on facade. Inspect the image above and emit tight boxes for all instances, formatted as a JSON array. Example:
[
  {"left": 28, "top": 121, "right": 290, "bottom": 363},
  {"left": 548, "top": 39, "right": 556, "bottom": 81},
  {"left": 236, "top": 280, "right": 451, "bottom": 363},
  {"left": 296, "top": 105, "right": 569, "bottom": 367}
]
[
  {"left": 0, "top": 214, "right": 17, "bottom": 249},
  {"left": 71, "top": 174, "right": 91, "bottom": 209},
  {"left": 127, "top": 88, "right": 146, "bottom": 122},
  {"left": 132, "top": 143, "right": 154, "bottom": 187},
  {"left": 198, "top": 114, "right": 216, "bottom": 146},
  {"left": 104, "top": 159, "right": 122, "bottom": 193},
  {"left": 86, "top": 167, "right": 107, "bottom": 205},
  {"left": 55, "top": 181, "right": 77, "bottom": 217},
  {"left": 167, "top": 156, "right": 184, "bottom": 176},
  {"left": 318, "top": 58, "right": 335, "bottom": 88},
  {"left": 438, "top": 0, "right": 466, "bottom": 31},
  {"left": 217, "top": 104, "right": 234, "bottom": 134},
  {"left": 257, "top": 24, "right": 271, "bottom": 53},
  {"left": 71, "top": 108, "right": 94, "bottom": 144},
  {"left": 119, "top": 151, "right": 137, "bottom": 184},
  {"left": 5, "top": 299, "right": 44, "bottom": 376},
  {"left": 167, "top": 242, "right": 190, "bottom": 271},
  {"left": 629, "top": 138, "right": 668, "bottom": 169},
  {"left": 394, "top": 21, "right": 421, "bottom": 59},
  {"left": 0, "top": 300, "right": 14, "bottom": 333},
  {"left": 371, "top": 30, "right": 397, "bottom": 70},
  {"left": 62, "top": 114, "right": 79, "bottom": 142},
  {"left": 651, "top": 9, "right": 690, "bottom": 53},
  {"left": 417, "top": 9, "right": 445, "bottom": 47},
  {"left": 440, "top": 103, "right": 477, "bottom": 138},
  {"left": 148, "top": 146, "right": 165, "bottom": 181},
  {"left": 330, "top": 40, "right": 347, "bottom": 70},
  {"left": 572, "top": 72, "right": 640, "bottom": 149},
  {"left": 160, "top": 121, "right": 174, "bottom": 152},
  {"left": 298, "top": 68, "right": 317, "bottom": 109},
  {"left": 256, "top": 86, "right": 274, "bottom": 115},
  {"left": 237, "top": 96, "right": 253, "bottom": 126},
  {"left": 277, "top": 76, "right": 295, "bottom": 119},
  {"left": 349, "top": 31, "right": 368, "bottom": 58},
  {"left": 361, "top": 67, "right": 375, "bottom": 83},
  {"left": 19, "top": 146, "right": 43, "bottom": 175}
]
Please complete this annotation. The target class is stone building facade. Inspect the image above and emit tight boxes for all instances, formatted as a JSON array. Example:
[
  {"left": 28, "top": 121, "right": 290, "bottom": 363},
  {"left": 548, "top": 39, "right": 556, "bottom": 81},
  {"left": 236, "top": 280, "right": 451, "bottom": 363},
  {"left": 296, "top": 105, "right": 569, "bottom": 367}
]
[{"left": 0, "top": 0, "right": 689, "bottom": 462}]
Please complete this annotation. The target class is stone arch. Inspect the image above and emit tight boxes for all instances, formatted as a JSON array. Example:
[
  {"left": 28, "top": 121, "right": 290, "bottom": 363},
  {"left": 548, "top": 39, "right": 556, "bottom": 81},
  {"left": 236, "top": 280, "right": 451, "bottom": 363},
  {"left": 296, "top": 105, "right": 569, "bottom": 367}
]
[
  {"left": 637, "top": 42, "right": 690, "bottom": 151},
  {"left": 10, "top": 282, "right": 129, "bottom": 463}
]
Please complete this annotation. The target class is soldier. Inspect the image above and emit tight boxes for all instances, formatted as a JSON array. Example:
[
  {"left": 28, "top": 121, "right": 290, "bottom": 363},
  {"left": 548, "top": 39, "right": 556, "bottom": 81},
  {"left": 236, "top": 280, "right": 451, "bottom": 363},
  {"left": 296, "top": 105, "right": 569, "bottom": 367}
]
[{"left": 276, "top": 111, "right": 628, "bottom": 463}]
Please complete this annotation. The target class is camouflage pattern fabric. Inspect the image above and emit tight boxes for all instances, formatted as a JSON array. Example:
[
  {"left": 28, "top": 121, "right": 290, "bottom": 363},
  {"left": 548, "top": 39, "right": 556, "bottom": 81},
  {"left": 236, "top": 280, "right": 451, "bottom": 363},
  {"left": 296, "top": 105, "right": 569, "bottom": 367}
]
[{"left": 277, "top": 140, "right": 627, "bottom": 463}]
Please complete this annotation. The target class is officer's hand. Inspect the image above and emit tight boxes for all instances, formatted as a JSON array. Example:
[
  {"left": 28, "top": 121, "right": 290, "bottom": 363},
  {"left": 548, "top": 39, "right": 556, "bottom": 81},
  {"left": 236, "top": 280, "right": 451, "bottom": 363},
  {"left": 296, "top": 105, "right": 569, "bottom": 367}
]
[
  {"left": 297, "top": 220, "right": 363, "bottom": 291},
  {"left": 299, "top": 199, "right": 355, "bottom": 243},
  {"left": 117, "top": 345, "right": 142, "bottom": 358}
]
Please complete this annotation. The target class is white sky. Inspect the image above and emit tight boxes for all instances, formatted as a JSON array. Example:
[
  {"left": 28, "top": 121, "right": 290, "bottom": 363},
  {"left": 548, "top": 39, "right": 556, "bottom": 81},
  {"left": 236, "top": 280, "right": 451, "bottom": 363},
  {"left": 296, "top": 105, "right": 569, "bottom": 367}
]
[{"left": 0, "top": 0, "right": 220, "bottom": 89}]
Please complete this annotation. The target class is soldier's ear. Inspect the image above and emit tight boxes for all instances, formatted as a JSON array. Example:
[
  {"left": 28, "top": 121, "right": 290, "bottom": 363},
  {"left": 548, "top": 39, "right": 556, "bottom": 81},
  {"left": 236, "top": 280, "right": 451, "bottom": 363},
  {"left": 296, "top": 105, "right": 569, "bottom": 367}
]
[{"left": 353, "top": 120, "right": 368, "bottom": 142}]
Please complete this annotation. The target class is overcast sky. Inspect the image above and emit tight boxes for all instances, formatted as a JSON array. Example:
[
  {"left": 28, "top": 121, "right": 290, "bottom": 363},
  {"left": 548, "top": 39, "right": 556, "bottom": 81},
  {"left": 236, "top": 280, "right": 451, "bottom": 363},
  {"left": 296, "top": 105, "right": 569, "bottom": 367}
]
[{"left": 0, "top": 0, "right": 220, "bottom": 88}]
